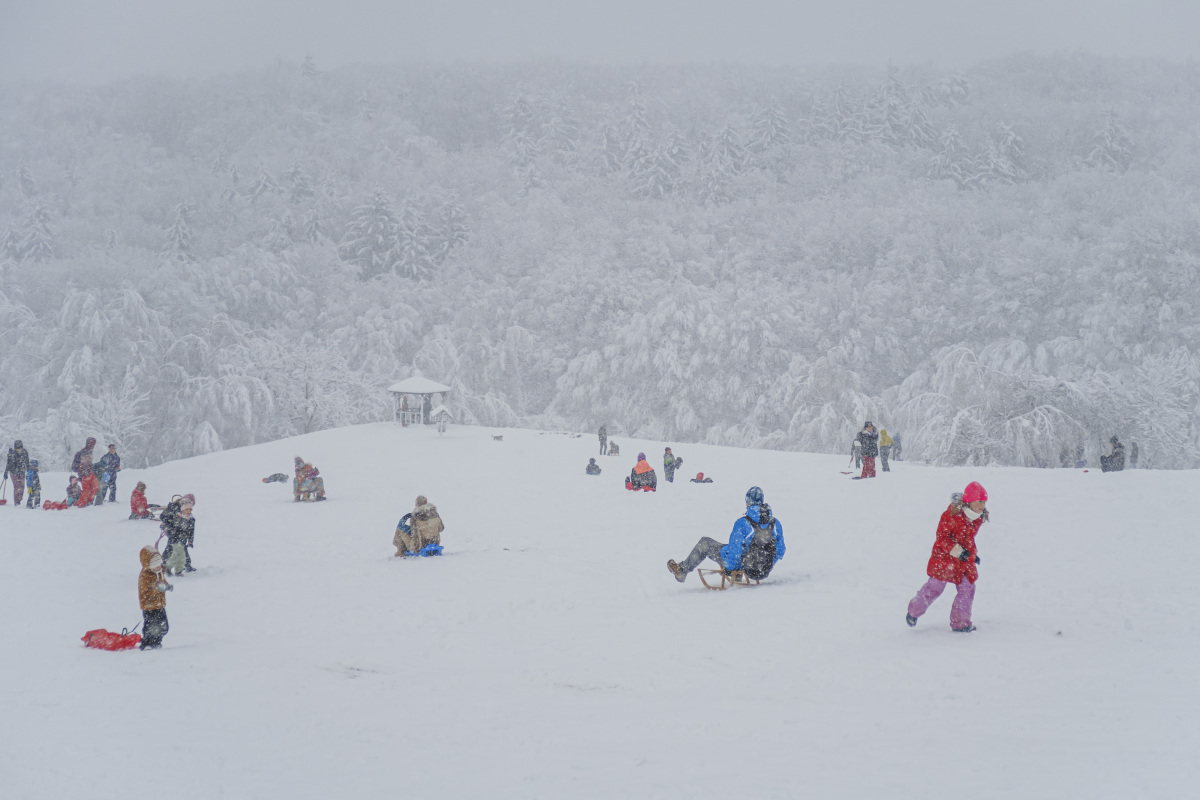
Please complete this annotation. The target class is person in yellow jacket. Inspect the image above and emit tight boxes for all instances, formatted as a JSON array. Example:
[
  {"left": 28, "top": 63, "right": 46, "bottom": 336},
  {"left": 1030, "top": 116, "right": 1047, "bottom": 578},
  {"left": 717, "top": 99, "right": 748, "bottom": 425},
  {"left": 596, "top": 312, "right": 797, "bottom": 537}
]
[{"left": 879, "top": 428, "right": 894, "bottom": 472}]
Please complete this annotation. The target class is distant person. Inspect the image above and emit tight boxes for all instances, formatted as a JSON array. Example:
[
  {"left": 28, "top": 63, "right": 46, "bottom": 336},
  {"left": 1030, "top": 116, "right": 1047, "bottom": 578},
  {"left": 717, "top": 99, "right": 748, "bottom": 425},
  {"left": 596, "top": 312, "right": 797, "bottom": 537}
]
[
  {"left": 137, "top": 546, "right": 172, "bottom": 650},
  {"left": 1059, "top": 448, "right": 1071, "bottom": 468},
  {"left": 892, "top": 434, "right": 903, "bottom": 461},
  {"left": 71, "top": 437, "right": 101, "bottom": 506},
  {"left": 689, "top": 472, "right": 713, "bottom": 483},
  {"left": 24, "top": 459, "right": 41, "bottom": 508},
  {"left": 856, "top": 422, "right": 880, "bottom": 479},
  {"left": 906, "top": 482, "right": 988, "bottom": 633},
  {"left": 598, "top": 425, "right": 608, "bottom": 456},
  {"left": 850, "top": 438, "right": 862, "bottom": 470},
  {"left": 4, "top": 439, "right": 30, "bottom": 506},
  {"left": 1129, "top": 441, "right": 1139, "bottom": 468},
  {"left": 293, "top": 457, "right": 327, "bottom": 501},
  {"left": 625, "top": 452, "right": 657, "bottom": 492},
  {"left": 879, "top": 428, "right": 894, "bottom": 472},
  {"left": 1074, "top": 445, "right": 1086, "bottom": 469},
  {"left": 65, "top": 475, "right": 82, "bottom": 507},
  {"left": 663, "top": 447, "right": 682, "bottom": 483},
  {"left": 608, "top": 441, "right": 620, "bottom": 457},
  {"left": 261, "top": 473, "right": 288, "bottom": 483},
  {"left": 94, "top": 443, "right": 122, "bottom": 505},
  {"left": 129, "top": 481, "right": 162, "bottom": 520},
  {"left": 668, "top": 486, "right": 785, "bottom": 583},
  {"left": 1100, "top": 436, "right": 1125, "bottom": 473},
  {"left": 585, "top": 458, "right": 602, "bottom": 476}
]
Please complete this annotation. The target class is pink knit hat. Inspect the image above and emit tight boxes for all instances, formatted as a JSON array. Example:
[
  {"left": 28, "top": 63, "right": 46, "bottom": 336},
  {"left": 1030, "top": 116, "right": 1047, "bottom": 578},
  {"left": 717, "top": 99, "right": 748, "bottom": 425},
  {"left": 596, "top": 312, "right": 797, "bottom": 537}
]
[{"left": 962, "top": 482, "right": 988, "bottom": 503}]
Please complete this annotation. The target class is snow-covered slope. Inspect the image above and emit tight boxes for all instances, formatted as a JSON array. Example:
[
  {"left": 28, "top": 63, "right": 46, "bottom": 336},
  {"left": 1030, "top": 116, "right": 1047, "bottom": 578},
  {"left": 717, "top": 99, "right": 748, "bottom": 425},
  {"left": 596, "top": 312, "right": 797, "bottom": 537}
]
[{"left": 1, "top": 423, "right": 1195, "bottom": 799}]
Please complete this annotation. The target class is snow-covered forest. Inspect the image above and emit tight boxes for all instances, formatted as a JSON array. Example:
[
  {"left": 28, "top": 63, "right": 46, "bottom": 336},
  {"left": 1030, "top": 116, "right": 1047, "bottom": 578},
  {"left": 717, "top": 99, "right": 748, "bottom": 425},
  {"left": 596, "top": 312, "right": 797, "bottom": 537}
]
[{"left": 2, "top": 54, "right": 1198, "bottom": 469}]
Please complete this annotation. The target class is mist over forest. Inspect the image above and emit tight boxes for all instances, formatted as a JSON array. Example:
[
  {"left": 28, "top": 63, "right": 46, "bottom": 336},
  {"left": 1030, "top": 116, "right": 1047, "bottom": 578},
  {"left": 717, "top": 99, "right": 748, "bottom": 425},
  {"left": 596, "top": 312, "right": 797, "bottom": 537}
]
[{"left": 2, "top": 54, "right": 1198, "bottom": 469}]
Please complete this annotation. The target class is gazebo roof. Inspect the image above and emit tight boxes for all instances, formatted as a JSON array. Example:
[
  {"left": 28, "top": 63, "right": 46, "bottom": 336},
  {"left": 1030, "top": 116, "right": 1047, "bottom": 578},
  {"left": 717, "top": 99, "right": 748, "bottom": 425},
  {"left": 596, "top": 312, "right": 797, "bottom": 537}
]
[{"left": 388, "top": 376, "right": 452, "bottom": 395}]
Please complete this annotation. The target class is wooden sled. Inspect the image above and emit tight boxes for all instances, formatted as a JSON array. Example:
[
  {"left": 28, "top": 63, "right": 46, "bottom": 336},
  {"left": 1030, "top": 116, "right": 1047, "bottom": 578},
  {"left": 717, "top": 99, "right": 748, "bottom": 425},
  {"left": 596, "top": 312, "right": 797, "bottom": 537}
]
[{"left": 697, "top": 569, "right": 761, "bottom": 590}]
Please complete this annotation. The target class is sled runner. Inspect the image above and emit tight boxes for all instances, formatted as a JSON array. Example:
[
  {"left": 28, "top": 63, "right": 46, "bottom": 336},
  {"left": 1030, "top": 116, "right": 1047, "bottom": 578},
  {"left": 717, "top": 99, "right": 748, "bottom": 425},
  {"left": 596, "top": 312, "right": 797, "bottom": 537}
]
[{"left": 697, "top": 569, "right": 761, "bottom": 590}]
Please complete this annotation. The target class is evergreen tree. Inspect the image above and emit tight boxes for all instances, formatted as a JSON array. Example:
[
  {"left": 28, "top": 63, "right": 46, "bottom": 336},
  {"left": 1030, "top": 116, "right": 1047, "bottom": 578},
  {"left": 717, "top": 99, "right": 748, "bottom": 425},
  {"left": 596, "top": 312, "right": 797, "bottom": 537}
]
[
  {"left": 301, "top": 54, "right": 320, "bottom": 80},
  {"left": 1086, "top": 109, "right": 1134, "bottom": 172},
  {"left": 13, "top": 160, "right": 37, "bottom": 198},
  {"left": 161, "top": 202, "right": 195, "bottom": 262},
  {"left": 339, "top": 189, "right": 398, "bottom": 278},
  {"left": 19, "top": 204, "right": 56, "bottom": 262},
  {"left": 287, "top": 162, "right": 315, "bottom": 204}
]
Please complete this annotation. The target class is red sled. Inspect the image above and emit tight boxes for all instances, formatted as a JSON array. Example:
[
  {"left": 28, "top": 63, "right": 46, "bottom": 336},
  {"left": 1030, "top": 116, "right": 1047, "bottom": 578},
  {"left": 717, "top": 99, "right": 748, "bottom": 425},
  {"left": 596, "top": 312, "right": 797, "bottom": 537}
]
[
  {"left": 82, "top": 628, "right": 142, "bottom": 651},
  {"left": 43, "top": 500, "right": 70, "bottom": 510}
]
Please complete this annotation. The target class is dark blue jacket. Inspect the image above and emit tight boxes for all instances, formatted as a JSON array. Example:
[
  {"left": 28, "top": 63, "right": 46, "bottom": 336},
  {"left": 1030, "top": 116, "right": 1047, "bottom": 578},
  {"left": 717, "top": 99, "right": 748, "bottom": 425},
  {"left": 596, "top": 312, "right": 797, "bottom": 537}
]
[
  {"left": 720, "top": 504, "right": 785, "bottom": 570},
  {"left": 96, "top": 452, "right": 121, "bottom": 482}
]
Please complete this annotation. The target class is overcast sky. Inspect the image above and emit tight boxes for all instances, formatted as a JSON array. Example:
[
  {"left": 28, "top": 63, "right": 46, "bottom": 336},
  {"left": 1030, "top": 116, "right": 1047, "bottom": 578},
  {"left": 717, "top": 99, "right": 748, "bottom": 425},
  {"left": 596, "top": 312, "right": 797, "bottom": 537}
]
[{"left": 2, "top": 0, "right": 1198, "bottom": 84}]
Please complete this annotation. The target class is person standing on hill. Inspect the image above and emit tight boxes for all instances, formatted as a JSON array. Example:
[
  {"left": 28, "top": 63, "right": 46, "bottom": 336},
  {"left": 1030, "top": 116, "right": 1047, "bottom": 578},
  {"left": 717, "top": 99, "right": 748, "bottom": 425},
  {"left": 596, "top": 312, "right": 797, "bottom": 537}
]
[
  {"left": 879, "top": 428, "right": 894, "bottom": 472},
  {"left": 1101, "top": 436, "right": 1125, "bottom": 472},
  {"left": 25, "top": 459, "right": 41, "bottom": 508},
  {"left": 138, "top": 546, "right": 171, "bottom": 650},
  {"left": 1129, "top": 441, "right": 1139, "bottom": 468},
  {"left": 906, "top": 482, "right": 988, "bottom": 633},
  {"left": 94, "top": 443, "right": 121, "bottom": 505},
  {"left": 4, "top": 440, "right": 30, "bottom": 506},
  {"left": 668, "top": 486, "right": 785, "bottom": 583},
  {"left": 599, "top": 425, "right": 608, "bottom": 456},
  {"left": 71, "top": 437, "right": 100, "bottom": 506},
  {"left": 663, "top": 447, "right": 681, "bottom": 483},
  {"left": 856, "top": 422, "right": 879, "bottom": 479},
  {"left": 625, "top": 452, "right": 657, "bottom": 492},
  {"left": 162, "top": 494, "right": 197, "bottom": 575}
]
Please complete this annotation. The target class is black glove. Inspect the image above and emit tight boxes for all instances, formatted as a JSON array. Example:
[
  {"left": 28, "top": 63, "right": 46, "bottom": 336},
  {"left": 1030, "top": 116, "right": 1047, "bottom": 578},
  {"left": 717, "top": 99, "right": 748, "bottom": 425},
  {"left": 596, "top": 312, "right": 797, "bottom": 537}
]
[
  {"left": 975, "top": 556, "right": 981, "bottom": 564},
  {"left": 958, "top": 549, "right": 972, "bottom": 563}
]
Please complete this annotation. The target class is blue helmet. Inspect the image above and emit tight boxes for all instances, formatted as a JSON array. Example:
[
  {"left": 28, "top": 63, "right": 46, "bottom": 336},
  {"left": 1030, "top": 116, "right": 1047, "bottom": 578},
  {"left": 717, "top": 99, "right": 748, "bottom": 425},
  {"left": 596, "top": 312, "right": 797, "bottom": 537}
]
[{"left": 745, "top": 486, "right": 764, "bottom": 506}]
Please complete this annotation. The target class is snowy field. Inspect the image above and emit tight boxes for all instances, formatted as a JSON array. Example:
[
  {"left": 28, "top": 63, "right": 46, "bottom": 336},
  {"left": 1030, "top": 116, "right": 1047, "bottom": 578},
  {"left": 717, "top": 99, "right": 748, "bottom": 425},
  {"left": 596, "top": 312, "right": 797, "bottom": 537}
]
[{"left": 1, "top": 422, "right": 1195, "bottom": 799}]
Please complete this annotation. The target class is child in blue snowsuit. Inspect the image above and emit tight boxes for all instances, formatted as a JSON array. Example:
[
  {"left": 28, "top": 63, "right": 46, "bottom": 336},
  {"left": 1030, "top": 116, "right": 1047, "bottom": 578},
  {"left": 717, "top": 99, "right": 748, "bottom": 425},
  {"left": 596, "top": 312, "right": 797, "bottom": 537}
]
[
  {"left": 667, "top": 486, "right": 785, "bottom": 582},
  {"left": 25, "top": 459, "right": 41, "bottom": 508}
]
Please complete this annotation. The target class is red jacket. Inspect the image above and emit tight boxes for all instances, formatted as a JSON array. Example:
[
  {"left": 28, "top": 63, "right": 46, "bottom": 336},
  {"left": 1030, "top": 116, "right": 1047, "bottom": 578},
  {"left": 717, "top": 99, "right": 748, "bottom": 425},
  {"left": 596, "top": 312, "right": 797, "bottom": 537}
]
[
  {"left": 131, "top": 488, "right": 149, "bottom": 517},
  {"left": 926, "top": 504, "right": 984, "bottom": 584}
]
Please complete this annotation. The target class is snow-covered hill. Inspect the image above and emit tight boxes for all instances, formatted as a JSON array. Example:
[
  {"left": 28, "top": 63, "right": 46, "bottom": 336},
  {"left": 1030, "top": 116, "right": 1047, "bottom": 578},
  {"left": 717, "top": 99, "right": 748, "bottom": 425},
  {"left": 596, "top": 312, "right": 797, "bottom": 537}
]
[{"left": 1, "top": 423, "right": 1195, "bottom": 798}]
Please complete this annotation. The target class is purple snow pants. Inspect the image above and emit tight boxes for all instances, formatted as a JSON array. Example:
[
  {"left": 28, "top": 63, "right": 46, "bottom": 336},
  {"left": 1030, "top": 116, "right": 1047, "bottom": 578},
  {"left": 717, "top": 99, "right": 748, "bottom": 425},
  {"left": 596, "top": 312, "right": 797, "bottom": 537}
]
[{"left": 907, "top": 576, "right": 975, "bottom": 628}]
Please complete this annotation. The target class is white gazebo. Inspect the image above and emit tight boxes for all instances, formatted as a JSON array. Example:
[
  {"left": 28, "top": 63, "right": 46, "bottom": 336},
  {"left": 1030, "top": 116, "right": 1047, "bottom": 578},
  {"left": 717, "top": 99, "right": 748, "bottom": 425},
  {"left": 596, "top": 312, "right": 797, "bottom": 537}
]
[{"left": 388, "top": 375, "right": 452, "bottom": 426}]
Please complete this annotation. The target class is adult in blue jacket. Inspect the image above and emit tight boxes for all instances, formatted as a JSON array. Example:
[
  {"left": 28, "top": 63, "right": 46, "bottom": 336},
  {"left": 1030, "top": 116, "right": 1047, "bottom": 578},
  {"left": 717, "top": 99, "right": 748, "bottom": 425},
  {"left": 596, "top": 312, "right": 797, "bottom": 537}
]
[{"left": 668, "top": 486, "right": 785, "bottom": 583}]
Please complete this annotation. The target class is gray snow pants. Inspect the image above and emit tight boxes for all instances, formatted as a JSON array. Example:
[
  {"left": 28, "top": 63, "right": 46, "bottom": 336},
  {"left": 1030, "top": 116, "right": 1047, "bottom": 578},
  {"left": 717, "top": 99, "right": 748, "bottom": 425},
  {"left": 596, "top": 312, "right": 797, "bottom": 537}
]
[{"left": 679, "top": 537, "right": 726, "bottom": 573}]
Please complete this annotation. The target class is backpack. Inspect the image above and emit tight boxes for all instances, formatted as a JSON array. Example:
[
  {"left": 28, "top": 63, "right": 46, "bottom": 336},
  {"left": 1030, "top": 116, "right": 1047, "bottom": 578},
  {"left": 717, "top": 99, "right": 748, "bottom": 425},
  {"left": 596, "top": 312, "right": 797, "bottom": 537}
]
[{"left": 739, "top": 504, "right": 777, "bottom": 581}]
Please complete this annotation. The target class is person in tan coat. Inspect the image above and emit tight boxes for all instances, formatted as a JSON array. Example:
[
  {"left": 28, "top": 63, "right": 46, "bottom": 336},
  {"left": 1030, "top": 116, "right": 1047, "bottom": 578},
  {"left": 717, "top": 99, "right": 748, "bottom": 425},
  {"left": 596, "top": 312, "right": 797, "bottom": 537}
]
[
  {"left": 137, "top": 546, "right": 172, "bottom": 650},
  {"left": 394, "top": 495, "right": 444, "bottom": 556}
]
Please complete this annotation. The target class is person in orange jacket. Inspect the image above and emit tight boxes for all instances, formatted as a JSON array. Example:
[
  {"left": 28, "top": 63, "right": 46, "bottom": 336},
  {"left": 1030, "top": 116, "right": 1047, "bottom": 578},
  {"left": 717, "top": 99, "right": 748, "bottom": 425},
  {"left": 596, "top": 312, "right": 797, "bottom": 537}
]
[{"left": 625, "top": 452, "right": 657, "bottom": 491}]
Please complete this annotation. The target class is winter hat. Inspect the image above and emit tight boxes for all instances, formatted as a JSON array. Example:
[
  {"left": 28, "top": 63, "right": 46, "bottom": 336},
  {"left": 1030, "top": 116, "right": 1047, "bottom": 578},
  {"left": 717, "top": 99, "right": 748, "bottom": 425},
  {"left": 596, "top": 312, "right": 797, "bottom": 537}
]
[
  {"left": 29, "top": 459, "right": 38, "bottom": 469},
  {"left": 588, "top": 458, "right": 596, "bottom": 464},
  {"left": 665, "top": 447, "right": 672, "bottom": 453},
  {"left": 85, "top": 437, "right": 96, "bottom": 447},
  {"left": 637, "top": 452, "right": 646, "bottom": 461},
  {"left": 416, "top": 495, "right": 428, "bottom": 506},
  {"left": 13, "top": 440, "right": 22, "bottom": 447},
  {"left": 295, "top": 456, "right": 304, "bottom": 464},
  {"left": 1110, "top": 435, "right": 1120, "bottom": 444},
  {"left": 148, "top": 552, "right": 163, "bottom": 571},
  {"left": 181, "top": 493, "right": 196, "bottom": 506},
  {"left": 863, "top": 421, "right": 874, "bottom": 429},
  {"left": 745, "top": 486, "right": 764, "bottom": 506},
  {"left": 136, "top": 481, "right": 146, "bottom": 491},
  {"left": 696, "top": 472, "right": 704, "bottom": 480},
  {"left": 962, "top": 481, "right": 988, "bottom": 504}
]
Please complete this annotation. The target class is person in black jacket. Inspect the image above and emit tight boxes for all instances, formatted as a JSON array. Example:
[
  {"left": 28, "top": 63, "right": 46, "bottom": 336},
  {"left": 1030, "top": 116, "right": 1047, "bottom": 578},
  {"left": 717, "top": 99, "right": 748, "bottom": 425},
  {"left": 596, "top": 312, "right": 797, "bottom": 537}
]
[
  {"left": 856, "top": 422, "right": 880, "bottom": 479},
  {"left": 4, "top": 440, "right": 30, "bottom": 505},
  {"left": 162, "top": 494, "right": 197, "bottom": 575},
  {"left": 1100, "top": 436, "right": 1125, "bottom": 473},
  {"left": 94, "top": 444, "right": 121, "bottom": 505},
  {"left": 585, "top": 458, "right": 602, "bottom": 476}
]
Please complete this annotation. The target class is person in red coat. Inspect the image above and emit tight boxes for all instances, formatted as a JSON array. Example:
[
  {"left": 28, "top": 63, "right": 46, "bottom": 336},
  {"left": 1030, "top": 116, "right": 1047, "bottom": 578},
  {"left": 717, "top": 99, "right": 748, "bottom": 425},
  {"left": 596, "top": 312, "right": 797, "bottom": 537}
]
[{"left": 906, "top": 481, "right": 989, "bottom": 632}]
